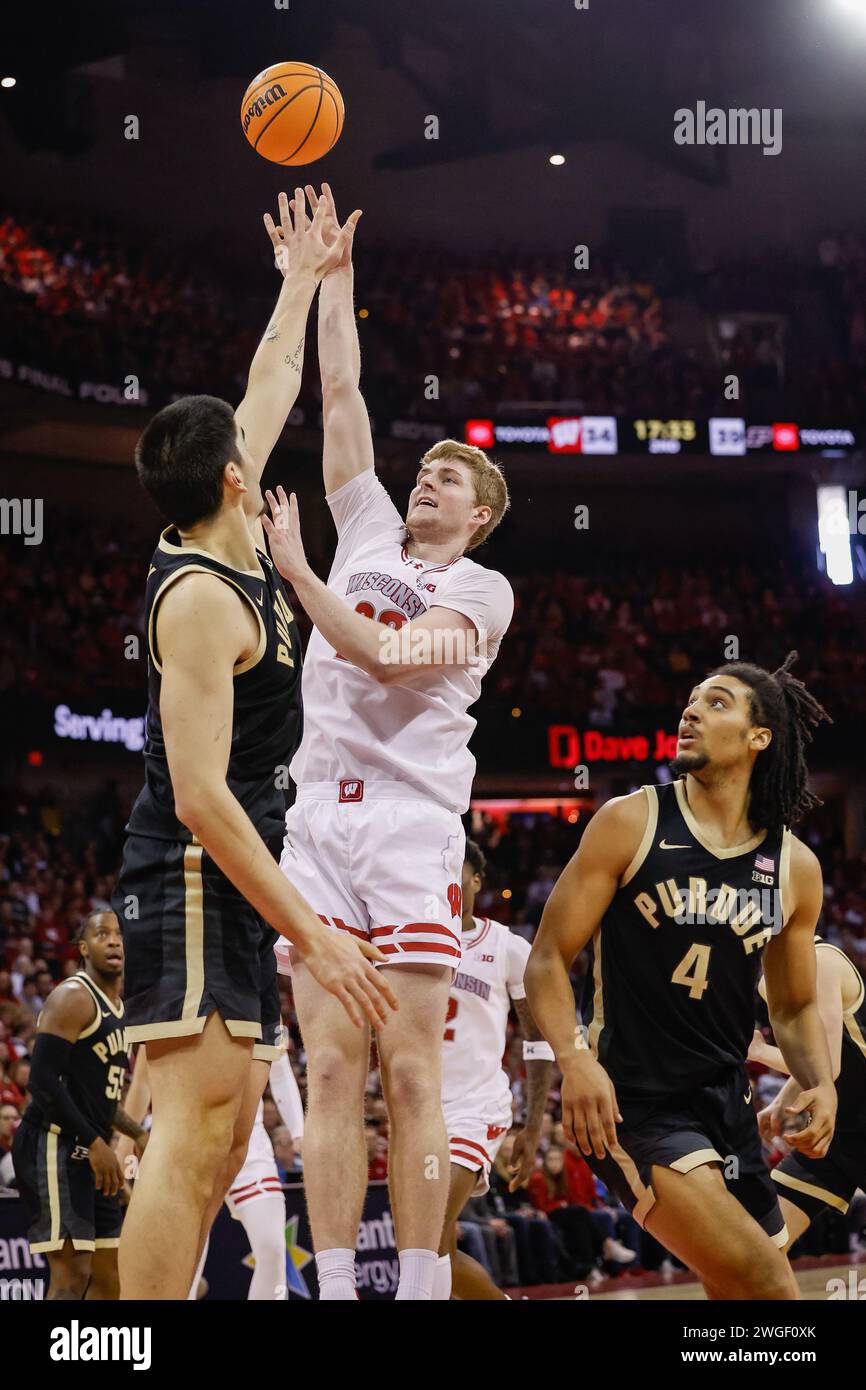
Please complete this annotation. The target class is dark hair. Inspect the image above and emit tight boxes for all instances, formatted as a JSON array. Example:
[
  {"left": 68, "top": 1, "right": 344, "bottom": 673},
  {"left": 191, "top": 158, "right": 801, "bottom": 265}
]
[
  {"left": 464, "top": 838, "right": 487, "bottom": 882},
  {"left": 74, "top": 911, "right": 116, "bottom": 945},
  {"left": 707, "top": 651, "right": 832, "bottom": 833},
  {"left": 135, "top": 395, "right": 238, "bottom": 528}
]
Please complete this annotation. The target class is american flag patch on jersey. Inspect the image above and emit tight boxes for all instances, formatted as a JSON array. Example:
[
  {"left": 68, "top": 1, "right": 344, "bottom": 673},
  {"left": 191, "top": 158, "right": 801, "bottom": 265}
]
[{"left": 755, "top": 854, "right": 775, "bottom": 872}]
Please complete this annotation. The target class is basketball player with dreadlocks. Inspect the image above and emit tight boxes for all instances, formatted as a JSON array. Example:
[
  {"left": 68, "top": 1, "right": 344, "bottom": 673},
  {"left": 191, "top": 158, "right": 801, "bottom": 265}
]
[{"left": 525, "top": 653, "right": 834, "bottom": 1299}]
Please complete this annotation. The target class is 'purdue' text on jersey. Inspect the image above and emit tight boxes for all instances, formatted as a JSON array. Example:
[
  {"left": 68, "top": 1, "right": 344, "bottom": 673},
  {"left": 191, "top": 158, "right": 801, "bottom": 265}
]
[
  {"left": 582, "top": 780, "right": 791, "bottom": 1100},
  {"left": 25, "top": 974, "right": 127, "bottom": 1144},
  {"left": 125, "top": 529, "right": 303, "bottom": 848}
]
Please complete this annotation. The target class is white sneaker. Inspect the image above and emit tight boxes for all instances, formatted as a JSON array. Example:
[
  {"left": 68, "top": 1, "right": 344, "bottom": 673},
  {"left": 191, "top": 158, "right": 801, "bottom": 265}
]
[
  {"left": 602, "top": 1237, "right": 637, "bottom": 1264},
  {"left": 658, "top": 1258, "right": 676, "bottom": 1277}
]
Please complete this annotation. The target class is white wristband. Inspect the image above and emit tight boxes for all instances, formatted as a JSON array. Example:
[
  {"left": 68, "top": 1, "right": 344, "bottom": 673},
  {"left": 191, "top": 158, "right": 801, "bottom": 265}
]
[{"left": 523, "top": 1040, "right": 555, "bottom": 1062}]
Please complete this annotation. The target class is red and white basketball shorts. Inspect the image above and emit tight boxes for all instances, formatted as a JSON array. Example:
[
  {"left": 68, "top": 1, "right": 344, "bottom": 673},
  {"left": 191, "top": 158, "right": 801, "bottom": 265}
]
[
  {"left": 444, "top": 1096, "right": 513, "bottom": 1196},
  {"left": 275, "top": 785, "right": 465, "bottom": 975}
]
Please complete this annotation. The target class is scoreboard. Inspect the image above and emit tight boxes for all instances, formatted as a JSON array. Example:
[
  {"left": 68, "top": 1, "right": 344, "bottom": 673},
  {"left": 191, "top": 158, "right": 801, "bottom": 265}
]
[{"left": 464, "top": 416, "right": 858, "bottom": 457}]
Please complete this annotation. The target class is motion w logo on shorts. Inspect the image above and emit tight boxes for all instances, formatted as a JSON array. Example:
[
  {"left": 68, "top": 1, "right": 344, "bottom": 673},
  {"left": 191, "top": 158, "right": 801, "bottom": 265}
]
[{"left": 338, "top": 779, "right": 364, "bottom": 802}]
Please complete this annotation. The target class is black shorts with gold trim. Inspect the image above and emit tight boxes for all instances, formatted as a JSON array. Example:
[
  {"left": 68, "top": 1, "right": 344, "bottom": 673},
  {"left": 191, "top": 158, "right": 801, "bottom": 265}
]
[
  {"left": 12, "top": 1119, "right": 123, "bottom": 1254},
  {"left": 113, "top": 832, "right": 283, "bottom": 1061},
  {"left": 585, "top": 1065, "right": 786, "bottom": 1245},
  {"left": 772, "top": 1130, "right": 866, "bottom": 1220}
]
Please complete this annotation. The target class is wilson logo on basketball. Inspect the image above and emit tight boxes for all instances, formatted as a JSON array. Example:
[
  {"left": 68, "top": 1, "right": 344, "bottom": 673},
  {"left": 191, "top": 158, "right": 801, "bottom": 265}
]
[{"left": 243, "top": 85, "right": 287, "bottom": 133}]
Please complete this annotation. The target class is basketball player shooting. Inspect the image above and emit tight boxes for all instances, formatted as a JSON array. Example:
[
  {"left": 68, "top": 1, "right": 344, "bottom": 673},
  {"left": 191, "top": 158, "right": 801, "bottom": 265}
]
[
  {"left": 262, "top": 184, "right": 514, "bottom": 1300},
  {"left": 113, "top": 194, "right": 397, "bottom": 1301},
  {"left": 525, "top": 653, "right": 836, "bottom": 1300}
]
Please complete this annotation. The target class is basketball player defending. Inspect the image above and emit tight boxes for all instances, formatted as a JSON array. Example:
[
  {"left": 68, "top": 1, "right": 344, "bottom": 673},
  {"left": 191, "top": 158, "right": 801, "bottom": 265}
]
[
  {"left": 114, "top": 194, "right": 396, "bottom": 1300},
  {"left": 262, "top": 185, "right": 514, "bottom": 1299},
  {"left": 525, "top": 654, "right": 836, "bottom": 1299},
  {"left": 750, "top": 940, "right": 866, "bottom": 1250},
  {"left": 439, "top": 840, "right": 553, "bottom": 1299}
]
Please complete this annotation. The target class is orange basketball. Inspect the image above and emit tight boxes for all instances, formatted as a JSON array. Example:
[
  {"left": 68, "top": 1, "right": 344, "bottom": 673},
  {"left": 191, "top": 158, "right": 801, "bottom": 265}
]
[{"left": 240, "top": 62, "right": 344, "bottom": 165}]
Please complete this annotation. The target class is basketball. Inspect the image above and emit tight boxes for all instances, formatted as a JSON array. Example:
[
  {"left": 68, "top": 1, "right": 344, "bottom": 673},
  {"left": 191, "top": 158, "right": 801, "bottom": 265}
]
[{"left": 240, "top": 62, "right": 344, "bottom": 165}]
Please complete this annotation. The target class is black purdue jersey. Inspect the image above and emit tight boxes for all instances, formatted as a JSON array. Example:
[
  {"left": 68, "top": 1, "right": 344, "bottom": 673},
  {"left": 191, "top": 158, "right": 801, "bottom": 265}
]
[
  {"left": 25, "top": 973, "right": 127, "bottom": 1144},
  {"left": 583, "top": 780, "right": 790, "bottom": 1100},
  {"left": 816, "top": 939, "right": 866, "bottom": 1135},
  {"left": 126, "top": 528, "right": 303, "bottom": 847}
]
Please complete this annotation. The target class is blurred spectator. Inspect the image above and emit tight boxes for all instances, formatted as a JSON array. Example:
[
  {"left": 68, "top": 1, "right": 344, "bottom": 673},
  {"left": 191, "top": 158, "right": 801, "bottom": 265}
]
[{"left": 488, "top": 1133, "right": 566, "bottom": 1284}]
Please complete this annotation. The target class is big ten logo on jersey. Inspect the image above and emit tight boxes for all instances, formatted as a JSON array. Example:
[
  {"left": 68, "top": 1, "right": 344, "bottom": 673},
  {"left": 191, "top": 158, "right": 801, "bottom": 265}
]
[
  {"left": 273, "top": 589, "right": 295, "bottom": 668},
  {"left": 634, "top": 877, "right": 780, "bottom": 957}
]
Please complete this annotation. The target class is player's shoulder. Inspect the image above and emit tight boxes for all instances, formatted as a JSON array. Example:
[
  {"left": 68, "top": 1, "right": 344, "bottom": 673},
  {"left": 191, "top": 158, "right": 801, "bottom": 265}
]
[
  {"left": 487, "top": 918, "right": 531, "bottom": 955},
  {"left": 786, "top": 833, "right": 823, "bottom": 894},
  {"left": 590, "top": 787, "right": 653, "bottom": 834},
  {"left": 157, "top": 567, "right": 255, "bottom": 639},
  {"left": 452, "top": 553, "right": 512, "bottom": 593},
  {"left": 40, "top": 975, "right": 97, "bottom": 1027}
]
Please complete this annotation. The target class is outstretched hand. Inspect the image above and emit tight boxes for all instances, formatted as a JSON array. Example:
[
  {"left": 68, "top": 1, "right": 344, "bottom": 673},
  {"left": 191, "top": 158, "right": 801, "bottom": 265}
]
[
  {"left": 263, "top": 186, "right": 361, "bottom": 280},
  {"left": 261, "top": 486, "right": 309, "bottom": 585}
]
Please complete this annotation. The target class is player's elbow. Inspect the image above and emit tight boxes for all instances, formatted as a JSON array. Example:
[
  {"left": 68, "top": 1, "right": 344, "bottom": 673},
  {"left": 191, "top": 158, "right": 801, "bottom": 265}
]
[
  {"left": 173, "top": 779, "right": 220, "bottom": 835},
  {"left": 321, "top": 370, "right": 358, "bottom": 402}
]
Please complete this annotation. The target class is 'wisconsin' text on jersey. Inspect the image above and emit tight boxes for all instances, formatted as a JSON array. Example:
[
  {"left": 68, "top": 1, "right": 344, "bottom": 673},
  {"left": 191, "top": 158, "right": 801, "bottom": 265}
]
[{"left": 345, "top": 571, "right": 426, "bottom": 617}]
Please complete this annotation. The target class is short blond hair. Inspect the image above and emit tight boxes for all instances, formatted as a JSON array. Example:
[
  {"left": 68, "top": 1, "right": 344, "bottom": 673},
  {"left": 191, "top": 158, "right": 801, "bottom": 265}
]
[{"left": 418, "top": 439, "right": 509, "bottom": 552}]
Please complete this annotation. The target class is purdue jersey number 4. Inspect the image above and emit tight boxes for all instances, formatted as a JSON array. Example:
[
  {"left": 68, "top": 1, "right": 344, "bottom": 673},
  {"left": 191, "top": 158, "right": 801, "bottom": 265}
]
[{"left": 582, "top": 780, "right": 791, "bottom": 1100}]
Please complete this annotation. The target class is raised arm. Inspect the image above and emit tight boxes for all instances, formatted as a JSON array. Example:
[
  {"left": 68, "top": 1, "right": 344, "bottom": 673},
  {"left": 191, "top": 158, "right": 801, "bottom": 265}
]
[
  {"left": 156, "top": 572, "right": 397, "bottom": 1030},
  {"left": 237, "top": 188, "right": 357, "bottom": 480},
  {"left": 303, "top": 184, "right": 372, "bottom": 493},
  {"left": 524, "top": 794, "right": 646, "bottom": 1158}
]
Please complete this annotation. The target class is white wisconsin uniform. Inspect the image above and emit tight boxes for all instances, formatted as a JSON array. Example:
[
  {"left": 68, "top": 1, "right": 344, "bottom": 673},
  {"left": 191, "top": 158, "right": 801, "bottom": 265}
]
[
  {"left": 226, "top": 1051, "right": 305, "bottom": 1218},
  {"left": 275, "top": 470, "right": 514, "bottom": 974},
  {"left": 442, "top": 916, "right": 531, "bottom": 1194}
]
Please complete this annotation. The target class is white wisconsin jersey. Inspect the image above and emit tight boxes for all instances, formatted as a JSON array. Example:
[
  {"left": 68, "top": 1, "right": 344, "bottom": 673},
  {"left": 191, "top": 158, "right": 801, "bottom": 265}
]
[
  {"left": 290, "top": 470, "right": 514, "bottom": 814},
  {"left": 441, "top": 917, "right": 531, "bottom": 1112}
]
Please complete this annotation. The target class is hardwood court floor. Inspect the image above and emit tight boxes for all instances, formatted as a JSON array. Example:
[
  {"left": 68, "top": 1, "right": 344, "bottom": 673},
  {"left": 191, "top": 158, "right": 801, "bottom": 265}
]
[{"left": 563, "top": 1255, "right": 864, "bottom": 1300}]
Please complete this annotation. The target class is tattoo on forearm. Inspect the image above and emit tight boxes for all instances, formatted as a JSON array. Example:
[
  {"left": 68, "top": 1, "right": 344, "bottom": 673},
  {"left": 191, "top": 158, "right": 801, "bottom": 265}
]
[
  {"left": 113, "top": 1105, "right": 147, "bottom": 1143},
  {"left": 265, "top": 324, "right": 280, "bottom": 343}
]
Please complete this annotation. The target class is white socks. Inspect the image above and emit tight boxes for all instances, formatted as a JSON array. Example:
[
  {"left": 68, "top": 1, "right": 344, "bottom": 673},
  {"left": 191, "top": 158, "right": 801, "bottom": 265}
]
[
  {"left": 395, "top": 1248, "right": 438, "bottom": 1301},
  {"left": 316, "top": 1247, "right": 446, "bottom": 1300},
  {"left": 187, "top": 1237, "right": 209, "bottom": 1301},
  {"left": 316, "top": 1247, "right": 358, "bottom": 1300},
  {"left": 431, "top": 1254, "right": 452, "bottom": 1301}
]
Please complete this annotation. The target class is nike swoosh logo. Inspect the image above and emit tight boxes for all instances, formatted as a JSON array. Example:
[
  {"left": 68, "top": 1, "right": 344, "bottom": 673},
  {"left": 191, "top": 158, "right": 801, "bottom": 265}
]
[
  {"left": 147, "top": 565, "right": 157, "bottom": 578},
  {"left": 659, "top": 840, "right": 690, "bottom": 850},
  {"left": 255, "top": 590, "right": 264, "bottom": 606},
  {"left": 743, "top": 1087, "right": 752, "bottom": 1104}
]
